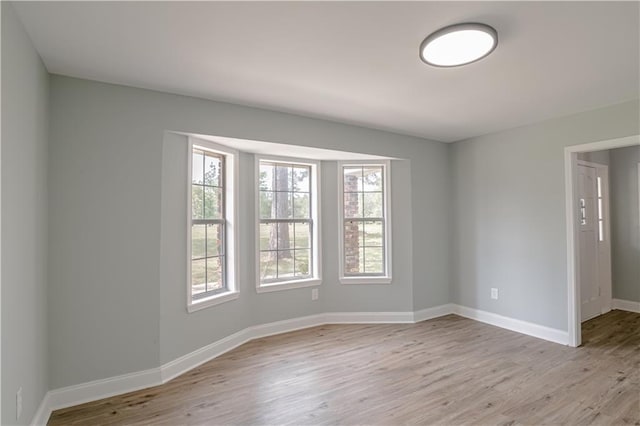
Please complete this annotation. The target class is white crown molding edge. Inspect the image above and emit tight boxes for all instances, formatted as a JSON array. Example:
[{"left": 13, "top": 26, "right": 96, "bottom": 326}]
[
  {"left": 612, "top": 298, "right": 640, "bottom": 313},
  {"left": 30, "top": 304, "right": 571, "bottom": 425}
]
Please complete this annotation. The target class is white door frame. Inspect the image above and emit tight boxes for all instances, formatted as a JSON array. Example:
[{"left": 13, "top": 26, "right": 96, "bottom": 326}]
[{"left": 565, "top": 134, "right": 640, "bottom": 347}]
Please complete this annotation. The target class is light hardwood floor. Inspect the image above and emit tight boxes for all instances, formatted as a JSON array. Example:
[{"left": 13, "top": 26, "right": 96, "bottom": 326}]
[{"left": 48, "top": 310, "right": 640, "bottom": 425}]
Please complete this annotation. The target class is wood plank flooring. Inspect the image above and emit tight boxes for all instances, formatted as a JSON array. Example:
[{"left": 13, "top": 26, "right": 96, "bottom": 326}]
[{"left": 48, "top": 310, "right": 640, "bottom": 425}]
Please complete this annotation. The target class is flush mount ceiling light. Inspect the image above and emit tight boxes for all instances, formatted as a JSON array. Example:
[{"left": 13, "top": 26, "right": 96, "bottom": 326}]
[{"left": 420, "top": 23, "right": 498, "bottom": 67}]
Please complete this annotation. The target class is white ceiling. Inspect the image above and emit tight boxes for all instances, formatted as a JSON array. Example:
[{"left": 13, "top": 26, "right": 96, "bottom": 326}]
[{"left": 13, "top": 1, "right": 640, "bottom": 142}]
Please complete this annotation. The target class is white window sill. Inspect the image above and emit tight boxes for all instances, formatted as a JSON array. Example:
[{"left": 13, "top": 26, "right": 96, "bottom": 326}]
[
  {"left": 257, "top": 278, "right": 321, "bottom": 293},
  {"left": 339, "top": 276, "right": 392, "bottom": 285},
  {"left": 187, "top": 291, "right": 239, "bottom": 313}
]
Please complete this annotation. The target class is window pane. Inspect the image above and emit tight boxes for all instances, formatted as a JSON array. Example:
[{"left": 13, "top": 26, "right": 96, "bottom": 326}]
[
  {"left": 279, "top": 223, "right": 294, "bottom": 250},
  {"left": 204, "top": 186, "right": 223, "bottom": 219},
  {"left": 192, "top": 185, "right": 204, "bottom": 219},
  {"left": 260, "top": 252, "right": 277, "bottom": 280},
  {"left": 191, "top": 224, "right": 206, "bottom": 259},
  {"left": 206, "top": 257, "right": 223, "bottom": 291},
  {"left": 293, "top": 166, "right": 310, "bottom": 192},
  {"left": 192, "top": 150, "right": 204, "bottom": 184},
  {"left": 364, "top": 247, "right": 384, "bottom": 274},
  {"left": 363, "top": 166, "right": 383, "bottom": 192},
  {"left": 344, "top": 221, "right": 364, "bottom": 252},
  {"left": 275, "top": 192, "right": 292, "bottom": 219},
  {"left": 204, "top": 154, "right": 222, "bottom": 187},
  {"left": 294, "top": 222, "right": 310, "bottom": 249},
  {"left": 206, "top": 224, "right": 223, "bottom": 257},
  {"left": 259, "top": 163, "right": 274, "bottom": 191},
  {"left": 275, "top": 165, "right": 292, "bottom": 192},
  {"left": 597, "top": 176, "right": 602, "bottom": 198},
  {"left": 344, "top": 167, "right": 363, "bottom": 192},
  {"left": 364, "top": 221, "right": 383, "bottom": 247},
  {"left": 293, "top": 193, "right": 310, "bottom": 219},
  {"left": 260, "top": 191, "right": 274, "bottom": 219},
  {"left": 344, "top": 192, "right": 362, "bottom": 218},
  {"left": 192, "top": 259, "right": 206, "bottom": 295},
  {"left": 259, "top": 223, "right": 272, "bottom": 251},
  {"left": 599, "top": 220, "right": 604, "bottom": 242},
  {"left": 345, "top": 247, "right": 362, "bottom": 274},
  {"left": 262, "top": 222, "right": 294, "bottom": 251},
  {"left": 294, "top": 249, "right": 310, "bottom": 276},
  {"left": 278, "top": 252, "right": 294, "bottom": 278},
  {"left": 363, "top": 192, "right": 383, "bottom": 218},
  {"left": 598, "top": 198, "right": 603, "bottom": 220}
]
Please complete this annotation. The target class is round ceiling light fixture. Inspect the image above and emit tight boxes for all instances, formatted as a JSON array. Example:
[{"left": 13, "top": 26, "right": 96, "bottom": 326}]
[{"left": 420, "top": 23, "right": 498, "bottom": 67}]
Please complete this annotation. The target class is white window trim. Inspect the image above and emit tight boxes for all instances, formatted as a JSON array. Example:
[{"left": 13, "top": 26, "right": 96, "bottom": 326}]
[
  {"left": 187, "top": 137, "right": 240, "bottom": 313},
  {"left": 255, "top": 154, "right": 322, "bottom": 293},
  {"left": 337, "top": 160, "right": 392, "bottom": 285}
]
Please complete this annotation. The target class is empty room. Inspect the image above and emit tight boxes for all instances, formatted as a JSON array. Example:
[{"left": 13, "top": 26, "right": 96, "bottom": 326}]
[{"left": 2, "top": 1, "right": 639, "bottom": 425}]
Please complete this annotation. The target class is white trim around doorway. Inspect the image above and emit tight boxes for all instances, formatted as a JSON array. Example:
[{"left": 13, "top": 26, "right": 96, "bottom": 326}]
[{"left": 564, "top": 134, "right": 640, "bottom": 347}]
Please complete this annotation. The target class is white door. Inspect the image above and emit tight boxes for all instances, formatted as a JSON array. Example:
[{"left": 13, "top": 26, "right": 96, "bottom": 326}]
[{"left": 578, "top": 164, "right": 601, "bottom": 322}]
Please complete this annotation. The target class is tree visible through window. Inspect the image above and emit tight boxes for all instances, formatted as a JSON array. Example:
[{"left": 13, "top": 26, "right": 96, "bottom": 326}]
[
  {"left": 342, "top": 164, "right": 387, "bottom": 276},
  {"left": 259, "top": 160, "right": 313, "bottom": 283},
  {"left": 191, "top": 148, "right": 226, "bottom": 299}
]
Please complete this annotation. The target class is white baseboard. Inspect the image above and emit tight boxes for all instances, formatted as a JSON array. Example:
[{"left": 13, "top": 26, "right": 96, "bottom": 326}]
[
  {"left": 31, "top": 303, "right": 575, "bottom": 425},
  {"left": 32, "top": 367, "right": 163, "bottom": 425},
  {"left": 30, "top": 393, "right": 52, "bottom": 426},
  {"left": 452, "top": 304, "right": 570, "bottom": 345},
  {"left": 250, "top": 313, "right": 328, "bottom": 338},
  {"left": 414, "top": 304, "right": 455, "bottom": 322},
  {"left": 324, "top": 311, "right": 414, "bottom": 324},
  {"left": 612, "top": 298, "right": 640, "bottom": 313},
  {"left": 46, "top": 367, "right": 162, "bottom": 412},
  {"left": 161, "top": 328, "right": 250, "bottom": 383}
]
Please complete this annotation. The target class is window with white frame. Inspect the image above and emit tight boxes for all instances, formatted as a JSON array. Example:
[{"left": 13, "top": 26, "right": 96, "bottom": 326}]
[
  {"left": 257, "top": 157, "right": 321, "bottom": 291},
  {"left": 188, "top": 138, "right": 238, "bottom": 311},
  {"left": 338, "top": 161, "right": 391, "bottom": 284}
]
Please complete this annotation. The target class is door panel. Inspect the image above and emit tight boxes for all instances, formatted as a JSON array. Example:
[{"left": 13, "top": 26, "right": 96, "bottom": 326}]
[{"left": 578, "top": 165, "right": 601, "bottom": 322}]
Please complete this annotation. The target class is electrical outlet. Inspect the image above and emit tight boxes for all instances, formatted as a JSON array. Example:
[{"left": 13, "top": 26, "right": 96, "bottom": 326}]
[
  {"left": 312, "top": 288, "right": 319, "bottom": 301},
  {"left": 491, "top": 288, "right": 499, "bottom": 300},
  {"left": 16, "top": 387, "right": 23, "bottom": 420}
]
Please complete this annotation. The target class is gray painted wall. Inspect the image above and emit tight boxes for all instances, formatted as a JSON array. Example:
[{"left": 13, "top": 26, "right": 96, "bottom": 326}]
[
  {"left": 610, "top": 146, "right": 640, "bottom": 303},
  {"left": 49, "top": 75, "right": 450, "bottom": 387},
  {"left": 450, "top": 101, "right": 639, "bottom": 330},
  {"left": 1, "top": 3, "right": 50, "bottom": 424}
]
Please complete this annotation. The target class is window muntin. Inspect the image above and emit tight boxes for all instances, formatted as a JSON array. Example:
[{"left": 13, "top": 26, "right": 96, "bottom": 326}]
[
  {"left": 339, "top": 162, "right": 391, "bottom": 283},
  {"left": 191, "top": 148, "right": 227, "bottom": 299},
  {"left": 258, "top": 161, "right": 314, "bottom": 284},
  {"left": 596, "top": 176, "right": 604, "bottom": 242}
]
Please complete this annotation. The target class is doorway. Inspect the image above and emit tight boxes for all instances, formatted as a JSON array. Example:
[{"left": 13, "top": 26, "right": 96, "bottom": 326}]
[{"left": 564, "top": 134, "right": 640, "bottom": 347}]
